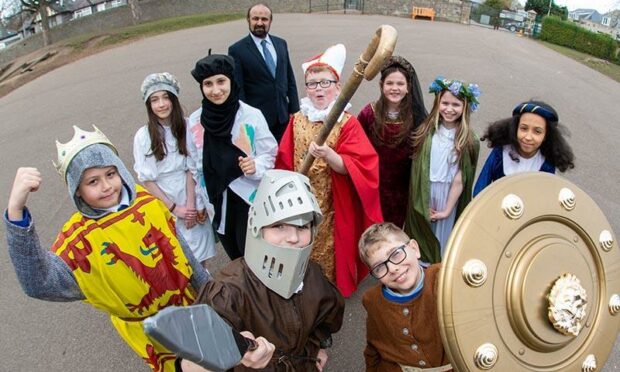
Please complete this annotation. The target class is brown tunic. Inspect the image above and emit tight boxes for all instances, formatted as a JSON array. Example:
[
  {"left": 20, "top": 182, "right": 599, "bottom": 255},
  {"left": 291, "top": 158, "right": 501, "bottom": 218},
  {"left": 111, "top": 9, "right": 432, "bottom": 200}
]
[
  {"left": 196, "top": 259, "right": 345, "bottom": 371},
  {"left": 362, "top": 264, "right": 450, "bottom": 371}
]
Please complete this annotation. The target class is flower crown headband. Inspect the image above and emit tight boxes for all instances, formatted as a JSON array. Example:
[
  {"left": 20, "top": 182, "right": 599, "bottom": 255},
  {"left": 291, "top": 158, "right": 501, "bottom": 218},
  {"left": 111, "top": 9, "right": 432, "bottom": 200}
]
[{"left": 429, "top": 76, "right": 481, "bottom": 112}]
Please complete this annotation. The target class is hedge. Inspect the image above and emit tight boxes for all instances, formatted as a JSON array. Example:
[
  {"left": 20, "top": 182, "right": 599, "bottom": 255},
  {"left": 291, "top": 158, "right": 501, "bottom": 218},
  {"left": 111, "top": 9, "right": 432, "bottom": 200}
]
[{"left": 540, "top": 16, "right": 618, "bottom": 61}]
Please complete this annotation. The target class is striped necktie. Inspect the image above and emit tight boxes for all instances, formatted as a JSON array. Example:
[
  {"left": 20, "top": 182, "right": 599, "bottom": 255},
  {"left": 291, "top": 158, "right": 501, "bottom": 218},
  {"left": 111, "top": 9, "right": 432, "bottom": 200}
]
[{"left": 261, "top": 39, "right": 276, "bottom": 78}]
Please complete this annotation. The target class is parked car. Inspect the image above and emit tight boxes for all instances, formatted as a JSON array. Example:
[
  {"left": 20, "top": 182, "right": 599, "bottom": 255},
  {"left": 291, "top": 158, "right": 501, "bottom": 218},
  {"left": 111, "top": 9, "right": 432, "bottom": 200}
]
[{"left": 503, "top": 21, "right": 525, "bottom": 32}]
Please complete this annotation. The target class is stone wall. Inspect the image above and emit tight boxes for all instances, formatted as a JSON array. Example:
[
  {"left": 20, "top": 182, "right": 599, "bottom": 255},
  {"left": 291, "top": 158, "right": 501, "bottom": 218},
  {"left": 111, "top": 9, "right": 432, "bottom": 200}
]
[
  {"left": 136, "top": 0, "right": 308, "bottom": 20},
  {"left": 363, "top": 0, "right": 472, "bottom": 23},
  {"left": 362, "top": 0, "right": 411, "bottom": 18}
]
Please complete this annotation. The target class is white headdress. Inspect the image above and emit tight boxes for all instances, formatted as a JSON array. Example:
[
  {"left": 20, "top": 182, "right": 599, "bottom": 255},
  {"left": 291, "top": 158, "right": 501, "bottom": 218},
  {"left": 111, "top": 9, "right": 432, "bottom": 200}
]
[{"left": 301, "top": 43, "right": 346, "bottom": 80}]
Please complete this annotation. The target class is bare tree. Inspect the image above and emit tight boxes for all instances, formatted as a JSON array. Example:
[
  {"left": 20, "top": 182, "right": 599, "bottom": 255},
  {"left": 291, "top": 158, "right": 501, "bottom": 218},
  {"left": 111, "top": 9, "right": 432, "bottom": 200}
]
[
  {"left": 1, "top": 0, "right": 20, "bottom": 24},
  {"left": 127, "top": 0, "right": 140, "bottom": 24},
  {"left": 20, "top": 0, "right": 53, "bottom": 45}
]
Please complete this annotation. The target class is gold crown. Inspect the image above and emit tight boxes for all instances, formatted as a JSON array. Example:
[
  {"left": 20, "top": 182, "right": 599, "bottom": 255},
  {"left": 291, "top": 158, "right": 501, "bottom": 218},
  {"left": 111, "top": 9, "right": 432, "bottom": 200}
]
[{"left": 53, "top": 125, "right": 117, "bottom": 180}]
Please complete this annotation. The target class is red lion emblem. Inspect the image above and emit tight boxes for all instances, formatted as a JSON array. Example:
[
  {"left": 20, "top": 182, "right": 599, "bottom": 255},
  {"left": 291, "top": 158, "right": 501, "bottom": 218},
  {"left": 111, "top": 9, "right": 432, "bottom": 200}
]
[
  {"left": 101, "top": 224, "right": 192, "bottom": 314},
  {"left": 143, "top": 343, "right": 176, "bottom": 372}
]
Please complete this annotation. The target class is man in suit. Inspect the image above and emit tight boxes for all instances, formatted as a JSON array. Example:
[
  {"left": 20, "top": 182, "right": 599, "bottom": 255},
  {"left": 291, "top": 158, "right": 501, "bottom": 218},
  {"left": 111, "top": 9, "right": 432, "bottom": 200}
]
[{"left": 228, "top": 3, "right": 299, "bottom": 143}]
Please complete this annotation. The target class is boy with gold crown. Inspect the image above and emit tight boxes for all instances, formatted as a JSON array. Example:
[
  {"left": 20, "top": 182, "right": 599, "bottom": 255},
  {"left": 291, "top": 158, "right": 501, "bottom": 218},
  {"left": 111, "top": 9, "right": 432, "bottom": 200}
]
[
  {"left": 275, "top": 44, "right": 383, "bottom": 297},
  {"left": 4, "top": 126, "right": 210, "bottom": 371}
]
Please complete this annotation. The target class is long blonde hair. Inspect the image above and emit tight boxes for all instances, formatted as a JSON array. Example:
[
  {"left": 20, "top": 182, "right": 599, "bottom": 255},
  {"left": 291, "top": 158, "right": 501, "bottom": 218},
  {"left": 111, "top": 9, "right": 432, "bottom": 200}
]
[{"left": 411, "top": 90, "right": 475, "bottom": 160}]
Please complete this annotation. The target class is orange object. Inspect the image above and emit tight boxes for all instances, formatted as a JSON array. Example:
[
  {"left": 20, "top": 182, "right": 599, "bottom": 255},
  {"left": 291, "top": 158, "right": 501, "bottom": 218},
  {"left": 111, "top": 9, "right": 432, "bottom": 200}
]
[{"left": 411, "top": 7, "right": 435, "bottom": 21}]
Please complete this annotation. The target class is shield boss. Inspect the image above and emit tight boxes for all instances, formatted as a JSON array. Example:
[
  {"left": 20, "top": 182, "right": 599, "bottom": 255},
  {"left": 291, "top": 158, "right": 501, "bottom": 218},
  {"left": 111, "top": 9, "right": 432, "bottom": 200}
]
[{"left": 438, "top": 173, "right": 619, "bottom": 371}]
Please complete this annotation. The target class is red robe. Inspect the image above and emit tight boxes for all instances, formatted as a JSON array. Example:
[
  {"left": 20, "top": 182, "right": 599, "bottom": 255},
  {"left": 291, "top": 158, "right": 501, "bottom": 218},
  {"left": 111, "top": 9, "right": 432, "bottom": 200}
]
[
  {"left": 358, "top": 103, "right": 414, "bottom": 227},
  {"left": 276, "top": 112, "right": 383, "bottom": 297}
]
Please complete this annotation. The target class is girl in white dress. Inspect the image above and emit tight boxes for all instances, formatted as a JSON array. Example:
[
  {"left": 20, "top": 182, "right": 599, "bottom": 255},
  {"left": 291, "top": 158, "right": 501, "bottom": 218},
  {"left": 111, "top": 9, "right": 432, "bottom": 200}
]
[
  {"left": 133, "top": 72, "right": 216, "bottom": 266},
  {"left": 404, "top": 77, "right": 480, "bottom": 263}
]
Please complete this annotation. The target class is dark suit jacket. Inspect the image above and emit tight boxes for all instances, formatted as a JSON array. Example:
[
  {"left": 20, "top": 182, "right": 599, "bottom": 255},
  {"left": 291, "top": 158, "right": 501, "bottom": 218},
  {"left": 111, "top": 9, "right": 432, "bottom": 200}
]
[{"left": 228, "top": 34, "right": 299, "bottom": 141}]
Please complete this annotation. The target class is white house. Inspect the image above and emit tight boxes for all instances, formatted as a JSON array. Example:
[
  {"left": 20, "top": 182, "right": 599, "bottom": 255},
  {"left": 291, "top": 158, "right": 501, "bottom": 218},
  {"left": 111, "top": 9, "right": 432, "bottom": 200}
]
[
  {"left": 601, "top": 10, "right": 620, "bottom": 40},
  {"left": 568, "top": 8, "right": 603, "bottom": 23}
]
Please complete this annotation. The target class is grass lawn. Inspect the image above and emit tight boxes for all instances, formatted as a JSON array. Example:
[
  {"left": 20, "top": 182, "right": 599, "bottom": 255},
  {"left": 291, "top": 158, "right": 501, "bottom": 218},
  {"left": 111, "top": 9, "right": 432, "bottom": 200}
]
[
  {"left": 68, "top": 12, "right": 244, "bottom": 50},
  {"left": 0, "top": 12, "right": 244, "bottom": 98},
  {"left": 539, "top": 40, "right": 620, "bottom": 83}
]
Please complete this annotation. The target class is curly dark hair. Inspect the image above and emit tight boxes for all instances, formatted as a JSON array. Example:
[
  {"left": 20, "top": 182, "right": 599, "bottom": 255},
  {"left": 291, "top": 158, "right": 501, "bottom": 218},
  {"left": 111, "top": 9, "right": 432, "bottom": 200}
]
[{"left": 480, "top": 100, "right": 575, "bottom": 172}]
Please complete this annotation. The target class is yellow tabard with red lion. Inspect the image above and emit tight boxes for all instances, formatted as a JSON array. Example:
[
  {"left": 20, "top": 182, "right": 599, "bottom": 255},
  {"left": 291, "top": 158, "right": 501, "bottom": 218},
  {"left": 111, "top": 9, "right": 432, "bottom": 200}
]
[{"left": 51, "top": 186, "right": 194, "bottom": 372}]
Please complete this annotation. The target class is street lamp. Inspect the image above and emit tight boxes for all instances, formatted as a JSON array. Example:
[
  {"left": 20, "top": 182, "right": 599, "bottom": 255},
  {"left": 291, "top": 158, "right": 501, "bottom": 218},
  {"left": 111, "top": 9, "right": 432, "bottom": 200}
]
[{"left": 547, "top": 0, "right": 552, "bottom": 16}]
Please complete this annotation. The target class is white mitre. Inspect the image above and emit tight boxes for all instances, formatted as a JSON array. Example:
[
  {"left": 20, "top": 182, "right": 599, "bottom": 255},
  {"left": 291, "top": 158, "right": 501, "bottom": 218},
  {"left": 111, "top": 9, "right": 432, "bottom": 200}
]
[{"left": 302, "top": 43, "right": 346, "bottom": 80}]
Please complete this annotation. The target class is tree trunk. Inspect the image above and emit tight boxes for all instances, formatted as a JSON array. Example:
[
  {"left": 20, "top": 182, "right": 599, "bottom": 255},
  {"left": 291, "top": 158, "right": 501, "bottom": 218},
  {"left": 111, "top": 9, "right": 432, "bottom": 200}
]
[
  {"left": 128, "top": 0, "right": 141, "bottom": 24},
  {"left": 38, "top": 4, "right": 52, "bottom": 46}
]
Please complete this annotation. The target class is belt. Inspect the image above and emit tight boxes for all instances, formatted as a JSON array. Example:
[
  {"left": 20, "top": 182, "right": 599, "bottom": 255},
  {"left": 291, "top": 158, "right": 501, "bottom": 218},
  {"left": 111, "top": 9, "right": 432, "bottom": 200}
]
[
  {"left": 272, "top": 349, "right": 319, "bottom": 365},
  {"left": 400, "top": 363, "right": 453, "bottom": 372}
]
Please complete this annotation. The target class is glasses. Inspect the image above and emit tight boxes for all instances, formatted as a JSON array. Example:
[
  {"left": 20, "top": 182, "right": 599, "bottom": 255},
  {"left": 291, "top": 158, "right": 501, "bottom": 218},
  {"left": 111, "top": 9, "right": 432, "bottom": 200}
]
[
  {"left": 305, "top": 80, "right": 337, "bottom": 90},
  {"left": 370, "top": 244, "right": 407, "bottom": 279}
]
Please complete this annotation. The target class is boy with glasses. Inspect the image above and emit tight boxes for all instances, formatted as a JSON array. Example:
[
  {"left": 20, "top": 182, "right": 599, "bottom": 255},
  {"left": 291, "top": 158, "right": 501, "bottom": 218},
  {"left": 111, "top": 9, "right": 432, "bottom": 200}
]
[
  {"left": 276, "top": 44, "right": 382, "bottom": 298},
  {"left": 358, "top": 222, "right": 452, "bottom": 371}
]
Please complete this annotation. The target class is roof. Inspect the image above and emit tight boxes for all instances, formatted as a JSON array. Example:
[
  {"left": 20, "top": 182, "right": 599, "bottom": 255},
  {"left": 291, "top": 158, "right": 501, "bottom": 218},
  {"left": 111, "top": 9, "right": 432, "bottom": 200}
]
[
  {"left": 569, "top": 9, "right": 603, "bottom": 23},
  {"left": 571, "top": 8, "right": 598, "bottom": 14},
  {"left": 49, "top": 0, "right": 107, "bottom": 13},
  {"left": 0, "top": 28, "right": 17, "bottom": 40}
]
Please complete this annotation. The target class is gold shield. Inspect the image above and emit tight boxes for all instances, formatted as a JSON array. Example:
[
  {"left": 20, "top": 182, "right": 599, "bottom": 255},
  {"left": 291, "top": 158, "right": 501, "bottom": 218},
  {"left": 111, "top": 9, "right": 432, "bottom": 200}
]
[{"left": 438, "top": 173, "right": 619, "bottom": 371}]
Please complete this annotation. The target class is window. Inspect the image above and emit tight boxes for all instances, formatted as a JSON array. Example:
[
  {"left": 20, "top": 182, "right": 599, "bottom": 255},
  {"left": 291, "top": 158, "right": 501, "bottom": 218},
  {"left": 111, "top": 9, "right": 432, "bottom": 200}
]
[
  {"left": 73, "top": 7, "right": 93, "bottom": 19},
  {"left": 97, "top": 3, "right": 106, "bottom": 12},
  {"left": 111, "top": 0, "right": 124, "bottom": 7}
]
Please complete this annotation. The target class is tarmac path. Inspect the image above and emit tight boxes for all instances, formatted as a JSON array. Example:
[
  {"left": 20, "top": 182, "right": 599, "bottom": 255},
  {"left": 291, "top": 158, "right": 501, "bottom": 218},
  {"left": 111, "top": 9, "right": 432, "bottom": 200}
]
[{"left": 0, "top": 13, "right": 618, "bottom": 371}]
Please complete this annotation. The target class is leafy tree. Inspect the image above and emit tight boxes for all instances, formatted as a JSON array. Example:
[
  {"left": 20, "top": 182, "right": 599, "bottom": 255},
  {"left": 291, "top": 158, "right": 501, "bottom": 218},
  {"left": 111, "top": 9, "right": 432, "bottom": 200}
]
[
  {"left": 525, "top": 0, "right": 568, "bottom": 20},
  {"left": 484, "top": 0, "right": 510, "bottom": 12},
  {"left": 509, "top": 0, "right": 522, "bottom": 10},
  {"left": 483, "top": 0, "right": 509, "bottom": 27},
  {"left": 555, "top": 6, "right": 568, "bottom": 20}
]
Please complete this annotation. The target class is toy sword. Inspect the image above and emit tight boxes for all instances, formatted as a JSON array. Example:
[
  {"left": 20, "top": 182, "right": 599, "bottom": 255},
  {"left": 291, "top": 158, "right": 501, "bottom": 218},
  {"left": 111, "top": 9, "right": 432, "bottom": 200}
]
[{"left": 143, "top": 304, "right": 257, "bottom": 371}]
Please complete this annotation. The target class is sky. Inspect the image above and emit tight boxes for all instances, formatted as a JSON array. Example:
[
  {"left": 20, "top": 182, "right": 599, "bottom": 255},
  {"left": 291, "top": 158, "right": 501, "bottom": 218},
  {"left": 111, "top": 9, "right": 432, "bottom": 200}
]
[
  {"left": 2, "top": 1, "right": 619, "bottom": 19},
  {"left": 518, "top": 0, "right": 619, "bottom": 13},
  {"left": 554, "top": 0, "right": 618, "bottom": 12}
]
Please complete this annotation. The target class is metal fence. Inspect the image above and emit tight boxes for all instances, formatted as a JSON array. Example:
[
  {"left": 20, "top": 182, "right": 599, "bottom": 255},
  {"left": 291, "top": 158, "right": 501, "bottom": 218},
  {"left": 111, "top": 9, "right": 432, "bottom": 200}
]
[{"left": 309, "top": 0, "right": 364, "bottom": 13}]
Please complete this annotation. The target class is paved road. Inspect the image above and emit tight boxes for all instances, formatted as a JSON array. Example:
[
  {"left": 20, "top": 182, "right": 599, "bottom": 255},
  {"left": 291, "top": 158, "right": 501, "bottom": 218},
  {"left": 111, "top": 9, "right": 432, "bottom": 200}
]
[{"left": 0, "top": 14, "right": 618, "bottom": 371}]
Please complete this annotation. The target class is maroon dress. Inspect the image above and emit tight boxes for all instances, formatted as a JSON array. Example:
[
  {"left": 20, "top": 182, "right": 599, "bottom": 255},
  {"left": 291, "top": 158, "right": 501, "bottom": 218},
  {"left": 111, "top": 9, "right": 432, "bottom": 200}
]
[{"left": 358, "top": 103, "right": 413, "bottom": 228}]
